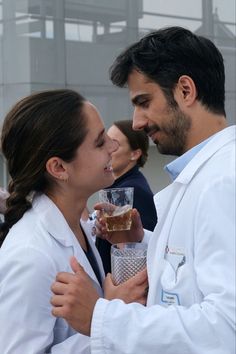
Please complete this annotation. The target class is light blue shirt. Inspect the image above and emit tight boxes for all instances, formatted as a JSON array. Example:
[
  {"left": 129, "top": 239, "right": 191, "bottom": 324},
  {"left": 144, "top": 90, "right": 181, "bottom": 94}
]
[{"left": 165, "top": 137, "right": 213, "bottom": 181}]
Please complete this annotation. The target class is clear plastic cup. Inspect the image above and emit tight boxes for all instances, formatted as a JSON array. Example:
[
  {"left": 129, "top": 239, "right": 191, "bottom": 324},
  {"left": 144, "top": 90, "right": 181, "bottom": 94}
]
[{"left": 99, "top": 187, "right": 134, "bottom": 231}]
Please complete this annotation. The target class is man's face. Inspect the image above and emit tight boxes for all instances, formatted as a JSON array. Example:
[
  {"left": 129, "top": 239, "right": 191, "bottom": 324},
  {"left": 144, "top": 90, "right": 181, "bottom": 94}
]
[{"left": 127, "top": 70, "right": 191, "bottom": 156}]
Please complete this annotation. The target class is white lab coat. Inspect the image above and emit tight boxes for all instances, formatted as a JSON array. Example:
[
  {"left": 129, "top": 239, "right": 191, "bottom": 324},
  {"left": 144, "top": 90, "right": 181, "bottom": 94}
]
[
  {"left": 90, "top": 126, "right": 236, "bottom": 354},
  {"left": 0, "top": 194, "right": 105, "bottom": 354}
]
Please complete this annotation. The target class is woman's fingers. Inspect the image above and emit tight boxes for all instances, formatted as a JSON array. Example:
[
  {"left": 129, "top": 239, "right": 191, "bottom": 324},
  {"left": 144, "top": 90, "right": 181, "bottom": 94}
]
[{"left": 103, "top": 268, "right": 148, "bottom": 305}]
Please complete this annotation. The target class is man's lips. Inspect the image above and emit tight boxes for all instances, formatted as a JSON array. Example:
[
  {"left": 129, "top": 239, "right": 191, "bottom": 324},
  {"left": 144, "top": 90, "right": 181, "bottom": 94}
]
[
  {"left": 148, "top": 131, "right": 156, "bottom": 140},
  {"left": 144, "top": 125, "right": 160, "bottom": 137},
  {"left": 147, "top": 129, "right": 159, "bottom": 141}
]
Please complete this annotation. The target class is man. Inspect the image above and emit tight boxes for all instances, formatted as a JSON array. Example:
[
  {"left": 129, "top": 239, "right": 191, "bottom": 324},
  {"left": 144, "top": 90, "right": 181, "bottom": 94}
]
[{"left": 51, "top": 27, "right": 235, "bottom": 354}]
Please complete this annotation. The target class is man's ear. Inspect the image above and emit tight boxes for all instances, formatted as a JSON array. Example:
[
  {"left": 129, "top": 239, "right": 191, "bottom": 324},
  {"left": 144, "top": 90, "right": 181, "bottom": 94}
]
[
  {"left": 175, "top": 75, "right": 197, "bottom": 107},
  {"left": 130, "top": 149, "right": 142, "bottom": 161},
  {"left": 46, "top": 157, "right": 69, "bottom": 181}
]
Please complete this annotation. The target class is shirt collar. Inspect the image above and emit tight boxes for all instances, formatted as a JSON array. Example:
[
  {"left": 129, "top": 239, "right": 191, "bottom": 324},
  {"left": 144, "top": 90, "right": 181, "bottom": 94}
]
[{"left": 164, "top": 136, "right": 213, "bottom": 181}]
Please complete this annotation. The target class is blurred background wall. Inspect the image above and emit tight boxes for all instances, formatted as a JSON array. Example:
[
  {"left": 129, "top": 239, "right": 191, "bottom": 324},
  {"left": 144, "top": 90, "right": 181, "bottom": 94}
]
[{"left": 0, "top": 0, "right": 235, "bottom": 207}]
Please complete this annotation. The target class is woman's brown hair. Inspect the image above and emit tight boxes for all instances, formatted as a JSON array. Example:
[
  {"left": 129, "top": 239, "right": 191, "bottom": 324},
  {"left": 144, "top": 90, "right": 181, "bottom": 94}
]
[
  {"left": 113, "top": 119, "right": 149, "bottom": 167},
  {"left": 0, "top": 89, "right": 87, "bottom": 246}
]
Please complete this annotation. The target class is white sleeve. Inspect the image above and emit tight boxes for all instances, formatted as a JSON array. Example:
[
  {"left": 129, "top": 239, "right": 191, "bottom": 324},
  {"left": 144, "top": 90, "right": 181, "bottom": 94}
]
[
  {"left": 0, "top": 245, "right": 90, "bottom": 354},
  {"left": 142, "top": 228, "right": 152, "bottom": 244},
  {"left": 90, "top": 175, "right": 235, "bottom": 354}
]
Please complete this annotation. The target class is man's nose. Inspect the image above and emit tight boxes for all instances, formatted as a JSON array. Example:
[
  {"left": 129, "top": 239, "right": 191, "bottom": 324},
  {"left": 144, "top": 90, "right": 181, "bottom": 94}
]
[{"left": 132, "top": 108, "right": 146, "bottom": 131}]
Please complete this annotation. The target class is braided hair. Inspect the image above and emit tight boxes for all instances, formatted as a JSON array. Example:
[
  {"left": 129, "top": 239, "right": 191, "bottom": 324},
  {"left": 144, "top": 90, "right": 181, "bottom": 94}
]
[{"left": 0, "top": 89, "right": 87, "bottom": 246}]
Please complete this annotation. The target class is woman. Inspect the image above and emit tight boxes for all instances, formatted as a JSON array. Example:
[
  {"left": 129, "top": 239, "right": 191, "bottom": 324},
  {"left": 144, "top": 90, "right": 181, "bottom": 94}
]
[
  {"left": 0, "top": 90, "right": 147, "bottom": 353},
  {"left": 96, "top": 119, "right": 157, "bottom": 274}
]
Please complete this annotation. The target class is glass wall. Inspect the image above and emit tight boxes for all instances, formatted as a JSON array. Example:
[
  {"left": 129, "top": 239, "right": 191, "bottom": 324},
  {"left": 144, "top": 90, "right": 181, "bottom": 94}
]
[{"left": 0, "top": 0, "right": 235, "bottom": 197}]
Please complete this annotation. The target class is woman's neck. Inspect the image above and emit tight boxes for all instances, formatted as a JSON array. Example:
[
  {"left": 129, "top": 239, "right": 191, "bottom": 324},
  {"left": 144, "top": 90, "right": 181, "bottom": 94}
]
[{"left": 45, "top": 190, "right": 88, "bottom": 251}]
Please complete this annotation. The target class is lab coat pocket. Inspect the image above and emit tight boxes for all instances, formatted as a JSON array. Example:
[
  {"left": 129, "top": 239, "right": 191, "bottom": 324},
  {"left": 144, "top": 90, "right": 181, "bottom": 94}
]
[{"left": 160, "top": 258, "right": 194, "bottom": 306}]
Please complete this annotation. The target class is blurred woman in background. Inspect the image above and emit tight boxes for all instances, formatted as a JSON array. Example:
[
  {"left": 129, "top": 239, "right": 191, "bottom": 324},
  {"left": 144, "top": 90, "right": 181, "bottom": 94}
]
[{"left": 96, "top": 119, "right": 157, "bottom": 274}]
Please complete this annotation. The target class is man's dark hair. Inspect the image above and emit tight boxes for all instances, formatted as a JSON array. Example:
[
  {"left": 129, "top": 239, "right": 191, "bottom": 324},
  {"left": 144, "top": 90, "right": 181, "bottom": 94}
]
[{"left": 110, "top": 26, "right": 225, "bottom": 115}]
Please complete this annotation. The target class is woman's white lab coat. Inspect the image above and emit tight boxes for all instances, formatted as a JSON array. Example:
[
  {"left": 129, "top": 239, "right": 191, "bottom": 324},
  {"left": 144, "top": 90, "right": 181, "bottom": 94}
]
[
  {"left": 90, "top": 126, "right": 236, "bottom": 354},
  {"left": 0, "top": 194, "right": 104, "bottom": 354}
]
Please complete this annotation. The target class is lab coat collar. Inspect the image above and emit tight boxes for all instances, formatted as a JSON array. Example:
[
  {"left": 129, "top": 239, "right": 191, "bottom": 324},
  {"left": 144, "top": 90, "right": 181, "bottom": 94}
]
[
  {"left": 32, "top": 193, "right": 76, "bottom": 247},
  {"left": 175, "top": 125, "right": 236, "bottom": 185},
  {"left": 154, "top": 126, "right": 235, "bottom": 223},
  {"left": 32, "top": 193, "right": 105, "bottom": 289},
  {"left": 148, "top": 125, "right": 236, "bottom": 305}
]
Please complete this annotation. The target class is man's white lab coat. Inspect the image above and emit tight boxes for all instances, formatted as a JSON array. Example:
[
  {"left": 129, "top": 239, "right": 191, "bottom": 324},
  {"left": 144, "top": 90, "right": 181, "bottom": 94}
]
[
  {"left": 0, "top": 194, "right": 104, "bottom": 354},
  {"left": 90, "top": 125, "right": 236, "bottom": 354}
]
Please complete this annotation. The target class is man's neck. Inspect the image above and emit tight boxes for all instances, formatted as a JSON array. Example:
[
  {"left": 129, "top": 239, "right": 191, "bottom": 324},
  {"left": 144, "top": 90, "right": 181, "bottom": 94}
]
[{"left": 184, "top": 113, "right": 227, "bottom": 153}]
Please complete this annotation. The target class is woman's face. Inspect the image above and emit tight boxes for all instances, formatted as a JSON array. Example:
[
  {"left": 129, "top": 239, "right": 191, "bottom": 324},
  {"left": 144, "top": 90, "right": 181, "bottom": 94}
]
[
  {"left": 65, "top": 102, "right": 118, "bottom": 197},
  {"left": 107, "top": 124, "right": 136, "bottom": 178}
]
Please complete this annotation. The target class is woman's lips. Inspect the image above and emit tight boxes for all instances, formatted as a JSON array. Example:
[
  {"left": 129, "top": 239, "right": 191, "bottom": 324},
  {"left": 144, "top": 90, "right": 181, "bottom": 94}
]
[{"left": 104, "top": 163, "right": 113, "bottom": 172}]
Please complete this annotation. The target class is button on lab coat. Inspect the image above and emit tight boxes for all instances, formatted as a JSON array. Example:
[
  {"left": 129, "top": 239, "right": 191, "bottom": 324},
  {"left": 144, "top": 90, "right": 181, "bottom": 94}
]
[
  {"left": 0, "top": 194, "right": 104, "bottom": 354},
  {"left": 90, "top": 126, "right": 236, "bottom": 354}
]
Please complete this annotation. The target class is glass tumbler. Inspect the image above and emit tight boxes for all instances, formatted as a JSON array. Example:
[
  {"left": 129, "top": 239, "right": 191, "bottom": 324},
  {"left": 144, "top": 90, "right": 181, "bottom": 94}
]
[{"left": 111, "top": 242, "right": 147, "bottom": 285}]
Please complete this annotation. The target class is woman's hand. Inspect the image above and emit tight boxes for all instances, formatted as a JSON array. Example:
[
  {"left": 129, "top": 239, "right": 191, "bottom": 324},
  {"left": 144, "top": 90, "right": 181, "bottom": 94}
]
[
  {"left": 103, "top": 268, "right": 148, "bottom": 306},
  {"left": 94, "top": 204, "right": 144, "bottom": 244}
]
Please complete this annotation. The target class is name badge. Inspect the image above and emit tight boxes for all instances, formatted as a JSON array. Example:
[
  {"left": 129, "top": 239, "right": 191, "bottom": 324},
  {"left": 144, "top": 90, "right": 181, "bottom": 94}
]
[{"left": 161, "top": 290, "right": 180, "bottom": 306}]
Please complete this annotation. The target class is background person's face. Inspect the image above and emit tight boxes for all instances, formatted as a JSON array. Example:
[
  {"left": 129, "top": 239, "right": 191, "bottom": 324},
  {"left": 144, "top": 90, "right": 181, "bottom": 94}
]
[
  {"left": 107, "top": 125, "right": 135, "bottom": 178},
  {"left": 128, "top": 70, "right": 191, "bottom": 156}
]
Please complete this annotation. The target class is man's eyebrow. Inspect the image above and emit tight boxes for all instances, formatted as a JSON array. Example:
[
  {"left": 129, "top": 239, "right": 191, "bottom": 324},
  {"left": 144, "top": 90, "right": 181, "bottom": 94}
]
[
  {"left": 131, "top": 94, "right": 150, "bottom": 106},
  {"left": 94, "top": 128, "right": 105, "bottom": 144}
]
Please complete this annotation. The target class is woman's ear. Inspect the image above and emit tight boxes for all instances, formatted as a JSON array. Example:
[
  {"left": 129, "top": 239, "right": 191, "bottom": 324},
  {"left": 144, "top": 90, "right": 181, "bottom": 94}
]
[
  {"left": 46, "top": 157, "right": 69, "bottom": 181},
  {"left": 175, "top": 75, "right": 197, "bottom": 107},
  {"left": 130, "top": 149, "right": 142, "bottom": 161}
]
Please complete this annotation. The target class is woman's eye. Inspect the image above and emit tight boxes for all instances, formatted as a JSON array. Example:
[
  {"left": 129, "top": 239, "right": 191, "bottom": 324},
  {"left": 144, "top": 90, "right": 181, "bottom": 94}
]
[{"left": 96, "top": 139, "right": 105, "bottom": 148}]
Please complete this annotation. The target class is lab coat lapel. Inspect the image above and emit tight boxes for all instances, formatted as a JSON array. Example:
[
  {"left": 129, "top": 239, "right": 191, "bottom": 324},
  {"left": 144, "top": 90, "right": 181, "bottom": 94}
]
[
  {"left": 33, "top": 194, "right": 103, "bottom": 292},
  {"left": 80, "top": 220, "right": 105, "bottom": 281},
  {"left": 147, "top": 182, "right": 187, "bottom": 305},
  {"left": 71, "top": 236, "right": 104, "bottom": 297},
  {"left": 147, "top": 126, "right": 236, "bottom": 305},
  {"left": 176, "top": 125, "right": 236, "bottom": 184}
]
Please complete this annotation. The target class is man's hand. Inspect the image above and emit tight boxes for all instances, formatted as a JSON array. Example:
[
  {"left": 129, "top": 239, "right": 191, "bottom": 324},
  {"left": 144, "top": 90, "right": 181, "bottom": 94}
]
[
  {"left": 94, "top": 205, "right": 144, "bottom": 244},
  {"left": 104, "top": 268, "right": 148, "bottom": 305},
  {"left": 51, "top": 257, "right": 99, "bottom": 336}
]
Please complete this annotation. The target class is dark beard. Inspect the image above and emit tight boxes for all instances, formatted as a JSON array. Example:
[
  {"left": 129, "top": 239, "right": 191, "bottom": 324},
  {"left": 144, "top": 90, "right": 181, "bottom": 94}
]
[{"left": 145, "top": 108, "right": 192, "bottom": 156}]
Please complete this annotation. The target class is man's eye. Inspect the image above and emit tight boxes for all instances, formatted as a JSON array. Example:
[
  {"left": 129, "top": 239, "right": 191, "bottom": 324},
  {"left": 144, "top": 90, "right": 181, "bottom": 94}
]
[
  {"left": 139, "top": 100, "right": 149, "bottom": 108},
  {"left": 141, "top": 101, "right": 149, "bottom": 108}
]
